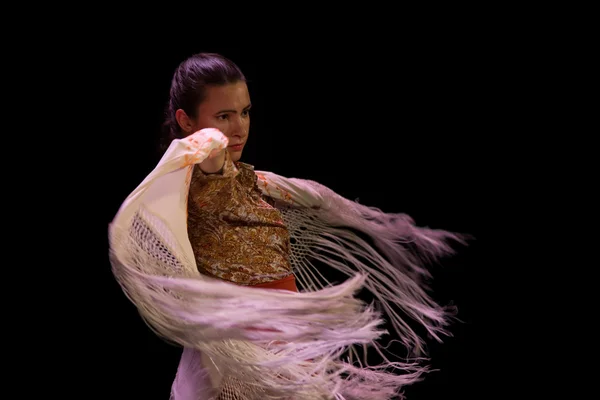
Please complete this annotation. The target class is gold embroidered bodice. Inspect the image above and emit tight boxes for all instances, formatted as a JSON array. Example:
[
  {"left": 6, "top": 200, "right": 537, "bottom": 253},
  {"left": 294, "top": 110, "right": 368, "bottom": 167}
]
[{"left": 187, "top": 152, "right": 293, "bottom": 285}]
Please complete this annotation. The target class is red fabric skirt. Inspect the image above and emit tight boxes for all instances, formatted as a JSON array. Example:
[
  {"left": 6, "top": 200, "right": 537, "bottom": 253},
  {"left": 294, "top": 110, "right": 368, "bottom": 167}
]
[{"left": 251, "top": 274, "right": 298, "bottom": 292}]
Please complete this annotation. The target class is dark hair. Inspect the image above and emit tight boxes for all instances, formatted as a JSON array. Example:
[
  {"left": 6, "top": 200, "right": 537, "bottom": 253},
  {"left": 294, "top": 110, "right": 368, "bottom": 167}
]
[{"left": 161, "top": 52, "right": 246, "bottom": 149}]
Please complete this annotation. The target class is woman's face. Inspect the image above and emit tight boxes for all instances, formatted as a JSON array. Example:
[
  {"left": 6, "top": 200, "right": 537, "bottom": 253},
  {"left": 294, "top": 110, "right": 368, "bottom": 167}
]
[{"left": 191, "top": 81, "right": 251, "bottom": 162}]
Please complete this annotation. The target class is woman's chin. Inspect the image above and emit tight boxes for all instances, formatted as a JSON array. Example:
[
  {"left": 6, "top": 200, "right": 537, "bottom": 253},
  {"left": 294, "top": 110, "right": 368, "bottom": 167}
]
[{"left": 228, "top": 148, "right": 243, "bottom": 162}]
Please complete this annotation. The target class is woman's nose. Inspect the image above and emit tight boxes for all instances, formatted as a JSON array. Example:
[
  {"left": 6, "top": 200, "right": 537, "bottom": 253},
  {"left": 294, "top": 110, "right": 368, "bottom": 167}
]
[{"left": 232, "top": 117, "right": 248, "bottom": 137}]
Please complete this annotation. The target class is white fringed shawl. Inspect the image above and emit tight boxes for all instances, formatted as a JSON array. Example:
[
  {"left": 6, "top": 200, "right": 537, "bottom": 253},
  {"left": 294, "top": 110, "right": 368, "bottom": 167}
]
[{"left": 108, "top": 128, "right": 464, "bottom": 399}]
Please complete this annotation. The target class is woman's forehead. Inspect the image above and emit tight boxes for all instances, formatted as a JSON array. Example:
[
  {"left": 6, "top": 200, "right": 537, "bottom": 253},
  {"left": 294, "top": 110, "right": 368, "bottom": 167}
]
[{"left": 201, "top": 82, "right": 250, "bottom": 111}]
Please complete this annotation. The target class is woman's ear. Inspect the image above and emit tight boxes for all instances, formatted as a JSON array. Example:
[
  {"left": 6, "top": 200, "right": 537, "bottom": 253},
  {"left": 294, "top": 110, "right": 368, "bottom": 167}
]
[{"left": 175, "top": 109, "right": 194, "bottom": 134}]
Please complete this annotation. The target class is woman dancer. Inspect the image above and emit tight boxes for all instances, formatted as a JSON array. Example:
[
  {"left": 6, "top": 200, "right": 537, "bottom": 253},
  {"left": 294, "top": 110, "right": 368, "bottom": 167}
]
[{"left": 109, "top": 52, "right": 465, "bottom": 399}]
